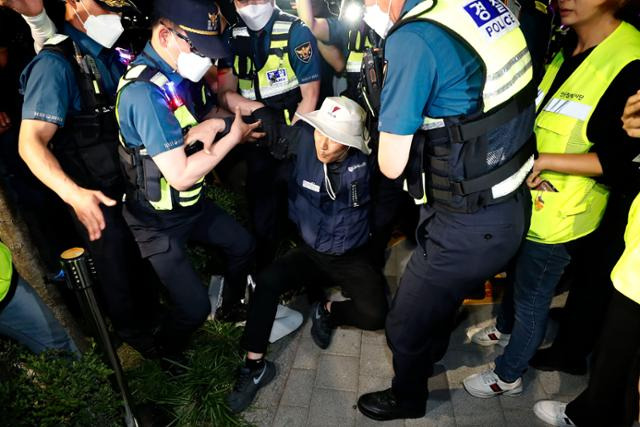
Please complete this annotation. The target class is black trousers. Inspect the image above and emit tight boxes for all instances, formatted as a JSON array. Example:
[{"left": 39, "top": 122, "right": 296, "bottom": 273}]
[
  {"left": 123, "top": 199, "right": 255, "bottom": 353},
  {"left": 241, "top": 244, "right": 389, "bottom": 354},
  {"left": 386, "top": 188, "right": 530, "bottom": 406},
  {"left": 70, "top": 200, "right": 160, "bottom": 346},
  {"left": 547, "top": 198, "right": 629, "bottom": 362},
  {"left": 244, "top": 144, "right": 290, "bottom": 268},
  {"left": 566, "top": 290, "right": 640, "bottom": 427}
]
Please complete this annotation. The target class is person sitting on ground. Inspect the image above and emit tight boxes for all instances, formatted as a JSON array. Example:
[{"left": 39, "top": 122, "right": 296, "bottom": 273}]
[
  {"left": 226, "top": 96, "right": 389, "bottom": 413},
  {"left": 0, "top": 241, "right": 79, "bottom": 356}
]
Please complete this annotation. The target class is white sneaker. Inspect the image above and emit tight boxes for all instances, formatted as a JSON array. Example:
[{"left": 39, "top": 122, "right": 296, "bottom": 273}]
[
  {"left": 533, "top": 401, "right": 576, "bottom": 426},
  {"left": 469, "top": 325, "right": 511, "bottom": 347},
  {"left": 463, "top": 369, "right": 522, "bottom": 398}
]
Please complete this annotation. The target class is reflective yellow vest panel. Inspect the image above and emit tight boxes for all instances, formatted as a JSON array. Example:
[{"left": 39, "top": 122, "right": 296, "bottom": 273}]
[
  {"left": 528, "top": 22, "right": 640, "bottom": 244},
  {"left": 0, "top": 242, "right": 13, "bottom": 303},
  {"left": 401, "top": 0, "right": 532, "bottom": 112},
  {"left": 346, "top": 30, "right": 372, "bottom": 73},
  {"left": 116, "top": 65, "right": 205, "bottom": 211},
  {"left": 611, "top": 192, "right": 640, "bottom": 304},
  {"left": 233, "top": 22, "right": 300, "bottom": 101}
]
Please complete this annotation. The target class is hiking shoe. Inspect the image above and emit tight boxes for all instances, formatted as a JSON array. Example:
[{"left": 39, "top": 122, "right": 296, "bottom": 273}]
[
  {"left": 310, "top": 301, "right": 334, "bottom": 349},
  {"left": 463, "top": 369, "right": 522, "bottom": 398},
  {"left": 226, "top": 360, "right": 276, "bottom": 413},
  {"left": 469, "top": 325, "right": 511, "bottom": 347},
  {"left": 534, "top": 401, "right": 576, "bottom": 426}
]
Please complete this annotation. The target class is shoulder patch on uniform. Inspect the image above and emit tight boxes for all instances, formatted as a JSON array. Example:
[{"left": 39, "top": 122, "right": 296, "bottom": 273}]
[{"left": 295, "top": 42, "right": 313, "bottom": 63}]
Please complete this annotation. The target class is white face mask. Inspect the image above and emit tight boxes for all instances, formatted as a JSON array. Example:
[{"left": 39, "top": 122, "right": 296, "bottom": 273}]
[
  {"left": 363, "top": 0, "right": 394, "bottom": 38},
  {"left": 168, "top": 33, "right": 213, "bottom": 82},
  {"left": 236, "top": 2, "right": 274, "bottom": 31},
  {"left": 75, "top": 1, "right": 124, "bottom": 48}
]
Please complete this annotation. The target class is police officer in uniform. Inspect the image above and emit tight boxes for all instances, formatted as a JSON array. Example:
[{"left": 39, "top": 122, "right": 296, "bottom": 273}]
[
  {"left": 18, "top": 0, "right": 160, "bottom": 356},
  {"left": 217, "top": 0, "right": 321, "bottom": 266},
  {"left": 116, "top": 0, "right": 260, "bottom": 356},
  {"left": 355, "top": 0, "right": 536, "bottom": 420}
]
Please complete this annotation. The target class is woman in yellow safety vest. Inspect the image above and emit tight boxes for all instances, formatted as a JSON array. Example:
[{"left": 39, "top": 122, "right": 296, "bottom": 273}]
[
  {"left": 533, "top": 186, "right": 640, "bottom": 426},
  {"left": 463, "top": 0, "right": 640, "bottom": 400}
]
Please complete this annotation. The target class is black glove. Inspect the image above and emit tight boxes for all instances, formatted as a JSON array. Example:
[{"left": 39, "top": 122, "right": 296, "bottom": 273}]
[{"left": 252, "top": 106, "right": 285, "bottom": 147}]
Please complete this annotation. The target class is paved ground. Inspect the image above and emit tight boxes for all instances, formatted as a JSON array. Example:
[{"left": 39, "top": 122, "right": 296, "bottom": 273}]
[{"left": 242, "top": 242, "right": 590, "bottom": 427}]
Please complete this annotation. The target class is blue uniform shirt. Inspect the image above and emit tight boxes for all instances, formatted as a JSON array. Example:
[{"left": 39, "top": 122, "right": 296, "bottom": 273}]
[
  {"left": 117, "top": 42, "right": 214, "bottom": 157},
  {"left": 221, "top": 8, "right": 321, "bottom": 85},
  {"left": 325, "top": 17, "right": 351, "bottom": 58},
  {"left": 378, "top": 0, "right": 484, "bottom": 135},
  {"left": 20, "top": 23, "right": 125, "bottom": 127}
]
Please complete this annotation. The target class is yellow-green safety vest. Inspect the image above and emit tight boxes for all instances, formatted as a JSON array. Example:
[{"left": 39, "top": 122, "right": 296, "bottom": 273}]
[
  {"left": 0, "top": 242, "right": 13, "bottom": 303},
  {"left": 611, "top": 192, "right": 640, "bottom": 304},
  {"left": 233, "top": 21, "right": 300, "bottom": 103},
  {"left": 528, "top": 22, "right": 640, "bottom": 244},
  {"left": 116, "top": 65, "right": 205, "bottom": 211},
  {"left": 345, "top": 28, "right": 373, "bottom": 73},
  {"left": 400, "top": 0, "right": 532, "bottom": 113}
]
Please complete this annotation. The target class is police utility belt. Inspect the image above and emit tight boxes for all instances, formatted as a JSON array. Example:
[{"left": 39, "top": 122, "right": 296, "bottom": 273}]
[{"left": 41, "top": 35, "right": 123, "bottom": 194}]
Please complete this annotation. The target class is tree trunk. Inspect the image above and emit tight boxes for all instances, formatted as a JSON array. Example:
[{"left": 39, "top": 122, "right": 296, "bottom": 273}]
[{"left": 0, "top": 183, "right": 86, "bottom": 350}]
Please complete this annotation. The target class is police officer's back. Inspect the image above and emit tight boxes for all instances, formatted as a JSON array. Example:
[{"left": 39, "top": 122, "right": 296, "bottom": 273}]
[{"left": 355, "top": 0, "right": 535, "bottom": 420}]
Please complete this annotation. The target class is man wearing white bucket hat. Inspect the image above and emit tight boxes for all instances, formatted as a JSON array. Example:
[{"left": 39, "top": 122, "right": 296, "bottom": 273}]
[{"left": 226, "top": 96, "right": 388, "bottom": 413}]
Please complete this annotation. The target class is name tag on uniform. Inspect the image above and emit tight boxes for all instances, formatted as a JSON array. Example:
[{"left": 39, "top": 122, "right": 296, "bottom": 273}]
[
  {"left": 266, "top": 68, "right": 288, "bottom": 85},
  {"left": 463, "top": 0, "right": 517, "bottom": 41},
  {"left": 302, "top": 180, "right": 320, "bottom": 192}
]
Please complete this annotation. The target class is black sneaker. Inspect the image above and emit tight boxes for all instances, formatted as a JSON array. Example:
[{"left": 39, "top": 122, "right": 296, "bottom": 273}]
[
  {"left": 311, "top": 301, "right": 334, "bottom": 349},
  {"left": 226, "top": 360, "right": 276, "bottom": 413}
]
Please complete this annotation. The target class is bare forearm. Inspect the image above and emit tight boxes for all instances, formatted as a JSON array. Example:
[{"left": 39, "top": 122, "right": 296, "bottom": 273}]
[
  {"left": 538, "top": 152, "right": 603, "bottom": 177},
  {"left": 219, "top": 91, "right": 262, "bottom": 115},
  {"left": 295, "top": 0, "right": 330, "bottom": 41},
  {"left": 18, "top": 128, "right": 79, "bottom": 203},
  {"left": 165, "top": 136, "right": 239, "bottom": 190},
  {"left": 293, "top": 91, "right": 319, "bottom": 124}
]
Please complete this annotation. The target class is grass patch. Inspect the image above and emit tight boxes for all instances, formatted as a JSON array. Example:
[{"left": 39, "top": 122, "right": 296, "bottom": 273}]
[{"left": 126, "top": 321, "right": 252, "bottom": 427}]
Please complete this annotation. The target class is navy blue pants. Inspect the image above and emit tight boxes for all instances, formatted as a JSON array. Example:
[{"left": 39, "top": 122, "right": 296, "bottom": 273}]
[
  {"left": 386, "top": 188, "right": 530, "bottom": 406},
  {"left": 123, "top": 199, "right": 255, "bottom": 354}
]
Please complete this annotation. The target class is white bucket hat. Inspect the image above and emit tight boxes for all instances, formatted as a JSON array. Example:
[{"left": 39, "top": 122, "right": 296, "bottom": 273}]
[{"left": 295, "top": 96, "right": 371, "bottom": 155}]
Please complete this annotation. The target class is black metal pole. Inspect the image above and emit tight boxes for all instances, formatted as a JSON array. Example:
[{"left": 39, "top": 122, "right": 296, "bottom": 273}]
[{"left": 60, "top": 247, "right": 138, "bottom": 427}]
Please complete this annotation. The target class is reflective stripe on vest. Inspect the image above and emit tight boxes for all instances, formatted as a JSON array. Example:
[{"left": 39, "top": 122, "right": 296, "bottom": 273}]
[
  {"left": 400, "top": 0, "right": 532, "bottom": 112},
  {"left": 611, "top": 192, "right": 640, "bottom": 304},
  {"left": 528, "top": 22, "right": 640, "bottom": 244},
  {"left": 346, "top": 29, "right": 372, "bottom": 73},
  {"left": 233, "top": 20, "right": 300, "bottom": 100},
  {"left": 115, "top": 65, "right": 204, "bottom": 211},
  {"left": 0, "top": 242, "right": 12, "bottom": 303}
]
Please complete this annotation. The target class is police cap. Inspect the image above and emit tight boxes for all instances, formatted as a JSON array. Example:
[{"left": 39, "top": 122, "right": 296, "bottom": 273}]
[{"left": 153, "top": 0, "right": 229, "bottom": 59}]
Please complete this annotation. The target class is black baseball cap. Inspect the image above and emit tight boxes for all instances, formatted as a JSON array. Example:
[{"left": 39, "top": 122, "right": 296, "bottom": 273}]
[
  {"left": 153, "top": 0, "right": 230, "bottom": 59},
  {"left": 94, "top": 0, "right": 141, "bottom": 13}
]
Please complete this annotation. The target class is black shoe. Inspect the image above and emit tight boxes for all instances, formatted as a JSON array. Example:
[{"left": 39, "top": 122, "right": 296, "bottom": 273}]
[
  {"left": 226, "top": 360, "right": 276, "bottom": 413},
  {"left": 529, "top": 348, "right": 587, "bottom": 375},
  {"left": 310, "top": 301, "right": 334, "bottom": 349},
  {"left": 358, "top": 388, "right": 425, "bottom": 421}
]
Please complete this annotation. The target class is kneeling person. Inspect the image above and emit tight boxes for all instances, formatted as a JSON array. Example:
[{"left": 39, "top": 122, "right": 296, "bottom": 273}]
[{"left": 227, "top": 97, "right": 388, "bottom": 413}]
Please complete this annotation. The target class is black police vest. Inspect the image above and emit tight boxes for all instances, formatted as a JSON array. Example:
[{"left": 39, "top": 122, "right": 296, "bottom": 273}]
[
  {"left": 41, "top": 36, "right": 123, "bottom": 197},
  {"left": 288, "top": 124, "right": 371, "bottom": 255},
  {"left": 229, "top": 10, "right": 302, "bottom": 117},
  {"left": 384, "top": 21, "right": 537, "bottom": 214}
]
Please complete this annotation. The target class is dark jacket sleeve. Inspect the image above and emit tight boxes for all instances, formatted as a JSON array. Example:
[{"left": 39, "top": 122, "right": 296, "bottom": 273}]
[{"left": 587, "top": 60, "right": 640, "bottom": 198}]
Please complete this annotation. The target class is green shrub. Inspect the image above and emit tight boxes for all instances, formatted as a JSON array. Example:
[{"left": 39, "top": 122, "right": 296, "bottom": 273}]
[{"left": 0, "top": 341, "right": 121, "bottom": 427}]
